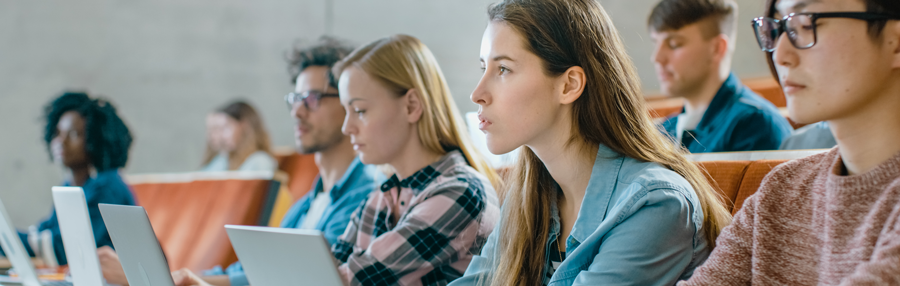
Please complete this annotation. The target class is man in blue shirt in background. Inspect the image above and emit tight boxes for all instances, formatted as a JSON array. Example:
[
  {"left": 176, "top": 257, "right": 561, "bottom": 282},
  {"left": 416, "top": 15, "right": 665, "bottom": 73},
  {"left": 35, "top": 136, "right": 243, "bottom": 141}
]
[{"left": 649, "top": 0, "right": 792, "bottom": 153}]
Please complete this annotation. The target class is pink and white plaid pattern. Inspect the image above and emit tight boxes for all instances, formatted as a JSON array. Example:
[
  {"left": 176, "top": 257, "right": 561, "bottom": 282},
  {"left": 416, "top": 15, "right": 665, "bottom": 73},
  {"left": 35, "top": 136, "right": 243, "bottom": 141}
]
[{"left": 332, "top": 151, "right": 499, "bottom": 286}]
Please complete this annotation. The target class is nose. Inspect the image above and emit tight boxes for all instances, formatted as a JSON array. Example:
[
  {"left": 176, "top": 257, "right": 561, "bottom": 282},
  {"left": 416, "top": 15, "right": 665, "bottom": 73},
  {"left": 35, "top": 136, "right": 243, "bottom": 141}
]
[
  {"left": 470, "top": 74, "right": 491, "bottom": 106},
  {"left": 771, "top": 31, "right": 798, "bottom": 70},
  {"left": 291, "top": 102, "right": 307, "bottom": 120},
  {"left": 341, "top": 112, "right": 355, "bottom": 136},
  {"left": 651, "top": 42, "right": 667, "bottom": 66}
]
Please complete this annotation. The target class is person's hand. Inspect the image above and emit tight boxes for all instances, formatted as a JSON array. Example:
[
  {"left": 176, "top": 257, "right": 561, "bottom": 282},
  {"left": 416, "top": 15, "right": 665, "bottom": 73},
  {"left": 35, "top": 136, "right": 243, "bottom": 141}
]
[
  {"left": 172, "top": 268, "right": 212, "bottom": 286},
  {"left": 96, "top": 246, "right": 129, "bottom": 286}
]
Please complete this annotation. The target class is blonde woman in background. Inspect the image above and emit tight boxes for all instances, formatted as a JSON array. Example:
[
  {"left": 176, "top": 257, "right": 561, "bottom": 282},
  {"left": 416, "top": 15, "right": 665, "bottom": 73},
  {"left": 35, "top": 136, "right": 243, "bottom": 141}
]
[
  {"left": 449, "top": 0, "right": 732, "bottom": 285},
  {"left": 201, "top": 100, "right": 276, "bottom": 172}
]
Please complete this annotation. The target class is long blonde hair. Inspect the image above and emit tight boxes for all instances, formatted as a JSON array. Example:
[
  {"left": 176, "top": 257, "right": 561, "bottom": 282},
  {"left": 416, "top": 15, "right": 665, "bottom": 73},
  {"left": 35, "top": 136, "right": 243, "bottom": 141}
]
[
  {"left": 483, "top": 0, "right": 732, "bottom": 285},
  {"left": 333, "top": 34, "right": 501, "bottom": 188}
]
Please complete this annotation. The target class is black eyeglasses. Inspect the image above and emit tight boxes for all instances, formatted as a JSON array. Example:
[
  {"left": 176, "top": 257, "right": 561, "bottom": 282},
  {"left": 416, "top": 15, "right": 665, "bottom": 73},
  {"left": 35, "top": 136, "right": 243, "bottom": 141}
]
[
  {"left": 752, "top": 12, "right": 900, "bottom": 52},
  {"left": 284, "top": 91, "right": 339, "bottom": 111}
]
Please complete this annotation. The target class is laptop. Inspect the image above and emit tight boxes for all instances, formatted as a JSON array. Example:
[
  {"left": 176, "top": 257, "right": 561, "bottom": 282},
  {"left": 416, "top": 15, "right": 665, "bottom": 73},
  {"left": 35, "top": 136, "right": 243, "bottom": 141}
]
[
  {"left": 51, "top": 187, "right": 111, "bottom": 286},
  {"left": 224, "top": 225, "right": 344, "bottom": 286},
  {"left": 97, "top": 204, "right": 174, "bottom": 286},
  {"left": 0, "top": 196, "right": 70, "bottom": 286}
]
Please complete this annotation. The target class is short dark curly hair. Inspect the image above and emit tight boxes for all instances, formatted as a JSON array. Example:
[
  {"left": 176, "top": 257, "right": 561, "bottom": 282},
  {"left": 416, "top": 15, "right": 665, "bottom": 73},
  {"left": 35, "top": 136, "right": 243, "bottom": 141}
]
[
  {"left": 287, "top": 36, "right": 355, "bottom": 89},
  {"left": 43, "top": 92, "right": 133, "bottom": 171}
]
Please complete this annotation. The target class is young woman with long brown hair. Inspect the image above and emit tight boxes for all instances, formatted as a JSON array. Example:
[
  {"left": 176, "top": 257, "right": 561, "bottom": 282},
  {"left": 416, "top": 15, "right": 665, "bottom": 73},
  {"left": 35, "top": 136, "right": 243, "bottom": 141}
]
[{"left": 449, "top": 0, "right": 732, "bottom": 285}]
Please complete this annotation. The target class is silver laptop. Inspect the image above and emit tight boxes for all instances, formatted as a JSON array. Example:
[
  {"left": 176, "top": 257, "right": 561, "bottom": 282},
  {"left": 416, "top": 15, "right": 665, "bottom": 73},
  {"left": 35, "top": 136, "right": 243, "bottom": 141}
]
[
  {"left": 0, "top": 196, "right": 71, "bottom": 286},
  {"left": 51, "top": 187, "right": 110, "bottom": 286},
  {"left": 98, "top": 204, "right": 175, "bottom": 286},
  {"left": 224, "top": 225, "right": 345, "bottom": 286}
]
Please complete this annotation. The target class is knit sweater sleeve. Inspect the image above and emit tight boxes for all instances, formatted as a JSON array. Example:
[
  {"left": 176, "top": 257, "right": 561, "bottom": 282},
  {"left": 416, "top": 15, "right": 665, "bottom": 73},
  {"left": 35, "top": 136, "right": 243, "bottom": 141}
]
[
  {"left": 839, "top": 199, "right": 900, "bottom": 285},
  {"left": 678, "top": 188, "right": 760, "bottom": 285}
]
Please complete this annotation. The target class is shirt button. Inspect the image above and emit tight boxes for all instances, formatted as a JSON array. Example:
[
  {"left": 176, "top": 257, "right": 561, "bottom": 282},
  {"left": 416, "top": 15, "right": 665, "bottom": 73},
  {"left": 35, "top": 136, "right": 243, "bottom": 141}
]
[{"left": 400, "top": 201, "right": 405, "bottom": 206}]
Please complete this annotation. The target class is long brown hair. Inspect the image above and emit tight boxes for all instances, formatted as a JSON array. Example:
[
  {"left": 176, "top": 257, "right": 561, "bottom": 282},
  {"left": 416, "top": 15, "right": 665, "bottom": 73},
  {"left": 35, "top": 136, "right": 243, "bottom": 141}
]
[
  {"left": 482, "top": 0, "right": 732, "bottom": 285},
  {"left": 202, "top": 101, "right": 273, "bottom": 170},
  {"left": 333, "top": 35, "right": 501, "bottom": 188}
]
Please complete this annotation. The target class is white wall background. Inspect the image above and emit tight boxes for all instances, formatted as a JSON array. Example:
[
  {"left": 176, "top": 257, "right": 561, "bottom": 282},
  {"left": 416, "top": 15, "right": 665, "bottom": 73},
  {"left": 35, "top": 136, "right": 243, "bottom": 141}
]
[{"left": 0, "top": 0, "right": 771, "bottom": 227}]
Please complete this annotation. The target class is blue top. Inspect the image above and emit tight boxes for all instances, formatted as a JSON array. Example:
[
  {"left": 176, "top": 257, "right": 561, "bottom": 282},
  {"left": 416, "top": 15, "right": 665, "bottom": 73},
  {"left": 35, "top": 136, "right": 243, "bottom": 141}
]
[
  {"left": 450, "top": 144, "right": 710, "bottom": 286},
  {"left": 662, "top": 73, "right": 793, "bottom": 153},
  {"left": 209, "top": 157, "right": 382, "bottom": 286},
  {"left": 10, "top": 170, "right": 136, "bottom": 266}
]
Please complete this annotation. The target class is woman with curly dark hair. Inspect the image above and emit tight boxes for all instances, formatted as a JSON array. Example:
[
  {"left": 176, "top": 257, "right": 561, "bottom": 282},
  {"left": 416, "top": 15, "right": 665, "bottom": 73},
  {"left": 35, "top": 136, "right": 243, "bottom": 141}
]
[{"left": 5, "top": 91, "right": 137, "bottom": 266}]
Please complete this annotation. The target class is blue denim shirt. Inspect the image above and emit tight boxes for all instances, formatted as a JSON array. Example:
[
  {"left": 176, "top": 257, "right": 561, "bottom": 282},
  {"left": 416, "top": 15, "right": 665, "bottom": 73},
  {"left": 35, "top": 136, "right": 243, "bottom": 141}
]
[
  {"left": 450, "top": 145, "right": 710, "bottom": 286},
  {"left": 5, "top": 170, "right": 136, "bottom": 266},
  {"left": 209, "top": 157, "right": 382, "bottom": 286},
  {"left": 662, "top": 73, "right": 793, "bottom": 153}
]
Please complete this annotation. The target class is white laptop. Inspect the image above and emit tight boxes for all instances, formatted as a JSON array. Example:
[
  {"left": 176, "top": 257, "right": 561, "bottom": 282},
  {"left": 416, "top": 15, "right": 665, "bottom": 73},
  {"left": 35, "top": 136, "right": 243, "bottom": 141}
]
[
  {"left": 0, "top": 196, "right": 71, "bottom": 286},
  {"left": 98, "top": 204, "right": 174, "bottom": 286},
  {"left": 51, "top": 186, "right": 112, "bottom": 286},
  {"left": 224, "top": 225, "right": 345, "bottom": 286}
]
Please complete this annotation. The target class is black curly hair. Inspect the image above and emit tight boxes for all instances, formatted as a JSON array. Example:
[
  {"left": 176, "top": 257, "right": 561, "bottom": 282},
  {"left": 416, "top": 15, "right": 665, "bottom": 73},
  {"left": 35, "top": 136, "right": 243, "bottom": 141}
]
[
  {"left": 43, "top": 92, "right": 133, "bottom": 171},
  {"left": 287, "top": 36, "right": 355, "bottom": 89}
]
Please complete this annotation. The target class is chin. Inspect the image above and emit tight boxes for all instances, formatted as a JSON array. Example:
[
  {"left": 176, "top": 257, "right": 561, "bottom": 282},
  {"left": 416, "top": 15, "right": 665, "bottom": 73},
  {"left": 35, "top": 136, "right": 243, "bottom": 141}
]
[
  {"left": 357, "top": 152, "right": 384, "bottom": 166},
  {"left": 486, "top": 138, "right": 518, "bottom": 155}
]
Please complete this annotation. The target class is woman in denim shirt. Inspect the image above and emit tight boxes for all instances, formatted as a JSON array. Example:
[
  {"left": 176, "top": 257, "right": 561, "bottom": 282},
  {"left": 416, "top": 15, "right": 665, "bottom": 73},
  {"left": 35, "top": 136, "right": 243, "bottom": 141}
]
[{"left": 449, "top": 0, "right": 732, "bottom": 285}]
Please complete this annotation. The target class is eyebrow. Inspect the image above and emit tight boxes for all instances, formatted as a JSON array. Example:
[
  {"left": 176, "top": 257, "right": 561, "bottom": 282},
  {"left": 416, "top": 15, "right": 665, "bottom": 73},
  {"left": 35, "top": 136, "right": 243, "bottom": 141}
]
[
  {"left": 348, "top": 98, "right": 366, "bottom": 105},
  {"left": 780, "top": 0, "right": 820, "bottom": 14},
  {"left": 481, "top": 55, "right": 516, "bottom": 63}
]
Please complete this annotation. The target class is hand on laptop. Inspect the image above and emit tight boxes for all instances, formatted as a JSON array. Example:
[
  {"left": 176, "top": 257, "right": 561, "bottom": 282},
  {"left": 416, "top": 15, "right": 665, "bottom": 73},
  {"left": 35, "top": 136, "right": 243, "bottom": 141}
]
[
  {"left": 97, "top": 246, "right": 129, "bottom": 286},
  {"left": 172, "top": 268, "right": 212, "bottom": 286}
]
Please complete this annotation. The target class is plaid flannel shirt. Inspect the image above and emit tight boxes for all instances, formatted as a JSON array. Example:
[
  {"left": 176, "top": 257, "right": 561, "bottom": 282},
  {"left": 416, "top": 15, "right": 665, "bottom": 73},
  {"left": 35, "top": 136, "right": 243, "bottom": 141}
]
[{"left": 332, "top": 150, "right": 499, "bottom": 286}]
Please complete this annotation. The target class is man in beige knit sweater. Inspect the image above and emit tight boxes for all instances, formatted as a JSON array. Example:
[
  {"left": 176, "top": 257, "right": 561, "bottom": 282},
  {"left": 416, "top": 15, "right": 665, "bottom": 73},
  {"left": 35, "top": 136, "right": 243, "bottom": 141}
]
[{"left": 680, "top": 0, "right": 900, "bottom": 285}]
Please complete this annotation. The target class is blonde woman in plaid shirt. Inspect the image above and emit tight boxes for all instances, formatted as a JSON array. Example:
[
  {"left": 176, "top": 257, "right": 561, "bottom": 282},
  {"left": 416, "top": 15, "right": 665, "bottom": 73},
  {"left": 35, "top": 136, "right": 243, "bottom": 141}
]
[{"left": 328, "top": 34, "right": 501, "bottom": 286}]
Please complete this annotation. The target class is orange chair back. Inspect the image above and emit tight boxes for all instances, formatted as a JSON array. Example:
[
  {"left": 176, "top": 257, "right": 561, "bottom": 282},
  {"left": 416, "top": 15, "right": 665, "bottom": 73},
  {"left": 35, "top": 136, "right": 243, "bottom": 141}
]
[{"left": 131, "top": 178, "right": 273, "bottom": 271}]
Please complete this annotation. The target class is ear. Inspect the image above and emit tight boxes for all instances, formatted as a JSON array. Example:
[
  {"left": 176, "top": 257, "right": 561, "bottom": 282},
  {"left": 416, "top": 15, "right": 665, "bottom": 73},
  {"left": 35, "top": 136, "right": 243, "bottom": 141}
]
[
  {"left": 558, "top": 66, "right": 586, "bottom": 105},
  {"left": 403, "top": 88, "right": 425, "bottom": 124},
  {"left": 711, "top": 34, "right": 730, "bottom": 63},
  {"left": 889, "top": 21, "right": 900, "bottom": 69}
]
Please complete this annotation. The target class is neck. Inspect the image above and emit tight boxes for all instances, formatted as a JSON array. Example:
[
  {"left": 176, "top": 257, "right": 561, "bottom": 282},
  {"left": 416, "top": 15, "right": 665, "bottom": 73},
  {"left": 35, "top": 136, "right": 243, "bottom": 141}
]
[
  {"left": 681, "top": 70, "right": 728, "bottom": 113},
  {"left": 228, "top": 140, "right": 258, "bottom": 170},
  {"left": 527, "top": 112, "right": 597, "bottom": 221},
  {"left": 65, "top": 165, "right": 92, "bottom": 187},
  {"left": 315, "top": 136, "right": 356, "bottom": 192},
  {"left": 389, "top": 130, "right": 444, "bottom": 180},
  {"left": 830, "top": 80, "right": 900, "bottom": 175}
]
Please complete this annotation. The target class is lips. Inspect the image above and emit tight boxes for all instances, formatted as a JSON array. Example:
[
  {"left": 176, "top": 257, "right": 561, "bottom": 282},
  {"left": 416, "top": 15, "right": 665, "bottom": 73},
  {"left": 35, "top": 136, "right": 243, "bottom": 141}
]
[
  {"left": 781, "top": 79, "right": 807, "bottom": 95},
  {"left": 477, "top": 113, "right": 492, "bottom": 131},
  {"left": 352, "top": 143, "right": 365, "bottom": 151},
  {"left": 295, "top": 124, "right": 310, "bottom": 137}
]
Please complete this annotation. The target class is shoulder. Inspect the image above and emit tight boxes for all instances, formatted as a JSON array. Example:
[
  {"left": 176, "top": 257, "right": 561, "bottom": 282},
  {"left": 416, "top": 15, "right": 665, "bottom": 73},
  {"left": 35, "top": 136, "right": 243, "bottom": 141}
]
[
  {"left": 92, "top": 170, "right": 130, "bottom": 190},
  {"left": 432, "top": 164, "right": 494, "bottom": 193},
  {"left": 759, "top": 148, "right": 836, "bottom": 190},
  {"left": 240, "top": 151, "right": 276, "bottom": 171},
  {"left": 730, "top": 91, "right": 788, "bottom": 126},
  {"left": 611, "top": 158, "right": 701, "bottom": 221},
  {"left": 618, "top": 158, "right": 695, "bottom": 197},
  {"left": 89, "top": 170, "right": 134, "bottom": 202}
]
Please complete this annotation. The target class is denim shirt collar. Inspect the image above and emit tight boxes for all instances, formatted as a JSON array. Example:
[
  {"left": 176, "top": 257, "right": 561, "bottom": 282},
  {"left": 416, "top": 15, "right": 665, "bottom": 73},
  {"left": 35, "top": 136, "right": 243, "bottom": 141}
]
[
  {"left": 549, "top": 144, "right": 626, "bottom": 250},
  {"left": 311, "top": 157, "right": 365, "bottom": 201}
]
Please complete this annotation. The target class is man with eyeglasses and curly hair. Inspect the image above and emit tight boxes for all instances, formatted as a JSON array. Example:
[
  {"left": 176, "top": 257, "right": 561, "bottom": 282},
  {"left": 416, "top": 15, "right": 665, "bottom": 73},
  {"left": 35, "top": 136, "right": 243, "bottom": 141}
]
[{"left": 681, "top": 0, "right": 900, "bottom": 284}]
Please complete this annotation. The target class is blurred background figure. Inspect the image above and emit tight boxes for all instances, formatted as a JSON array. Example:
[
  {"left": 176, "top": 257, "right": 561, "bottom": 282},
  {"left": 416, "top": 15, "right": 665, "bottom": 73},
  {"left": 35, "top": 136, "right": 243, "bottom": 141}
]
[
  {"left": 200, "top": 101, "right": 276, "bottom": 172},
  {"left": 0, "top": 92, "right": 137, "bottom": 266},
  {"left": 649, "top": 0, "right": 792, "bottom": 152}
]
